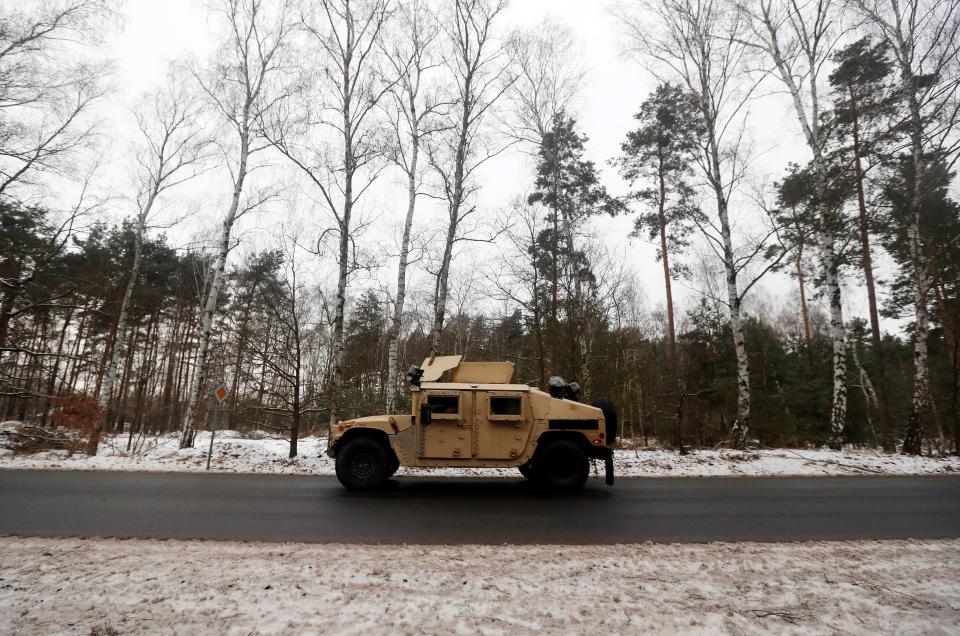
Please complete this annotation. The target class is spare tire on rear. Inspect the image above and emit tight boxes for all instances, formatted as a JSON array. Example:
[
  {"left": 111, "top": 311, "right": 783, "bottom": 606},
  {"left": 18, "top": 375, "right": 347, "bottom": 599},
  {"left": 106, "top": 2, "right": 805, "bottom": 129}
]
[{"left": 591, "top": 396, "right": 618, "bottom": 443}]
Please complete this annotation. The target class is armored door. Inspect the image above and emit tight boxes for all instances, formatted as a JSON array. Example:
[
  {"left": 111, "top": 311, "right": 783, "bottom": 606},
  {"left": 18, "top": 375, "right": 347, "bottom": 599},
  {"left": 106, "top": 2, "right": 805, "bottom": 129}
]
[
  {"left": 418, "top": 389, "right": 474, "bottom": 459},
  {"left": 475, "top": 391, "right": 531, "bottom": 460}
]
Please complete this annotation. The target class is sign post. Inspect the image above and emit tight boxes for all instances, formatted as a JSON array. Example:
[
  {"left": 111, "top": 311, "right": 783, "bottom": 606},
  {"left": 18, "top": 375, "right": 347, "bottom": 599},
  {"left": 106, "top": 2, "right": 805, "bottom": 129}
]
[{"left": 206, "top": 382, "right": 228, "bottom": 471}]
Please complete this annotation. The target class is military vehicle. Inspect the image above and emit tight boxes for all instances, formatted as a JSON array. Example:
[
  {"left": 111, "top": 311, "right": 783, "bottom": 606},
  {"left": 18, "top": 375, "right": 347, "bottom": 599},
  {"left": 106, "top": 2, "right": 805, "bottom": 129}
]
[{"left": 326, "top": 355, "right": 617, "bottom": 491}]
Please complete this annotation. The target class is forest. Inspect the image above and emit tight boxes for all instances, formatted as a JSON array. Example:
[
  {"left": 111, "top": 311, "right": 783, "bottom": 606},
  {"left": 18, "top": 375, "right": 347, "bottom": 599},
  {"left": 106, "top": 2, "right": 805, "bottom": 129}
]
[{"left": 1, "top": 0, "right": 958, "bottom": 459}]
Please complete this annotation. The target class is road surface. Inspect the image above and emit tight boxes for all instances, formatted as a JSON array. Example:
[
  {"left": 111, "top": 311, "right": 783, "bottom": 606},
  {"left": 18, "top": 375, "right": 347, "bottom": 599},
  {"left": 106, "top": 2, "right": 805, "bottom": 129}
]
[{"left": 1, "top": 471, "right": 958, "bottom": 544}]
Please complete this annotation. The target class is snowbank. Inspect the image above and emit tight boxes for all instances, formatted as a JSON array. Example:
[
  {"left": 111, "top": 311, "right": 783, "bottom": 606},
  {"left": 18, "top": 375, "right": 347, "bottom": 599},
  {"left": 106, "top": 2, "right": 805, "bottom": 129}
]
[
  {"left": 1, "top": 536, "right": 957, "bottom": 635},
  {"left": 1, "top": 426, "right": 958, "bottom": 477}
]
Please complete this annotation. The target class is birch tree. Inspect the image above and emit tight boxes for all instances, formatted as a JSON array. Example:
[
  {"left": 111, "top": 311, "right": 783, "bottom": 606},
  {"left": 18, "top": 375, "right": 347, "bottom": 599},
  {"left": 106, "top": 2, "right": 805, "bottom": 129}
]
[
  {"left": 427, "top": 0, "right": 512, "bottom": 357},
  {"left": 267, "top": 0, "right": 394, "bottom": 430},
  {"left": 0, "top": 0, "right": 112, "bottom": 199},
  {"left": 616, "top": 0, "right": 777, "bottom": 448},
  {"left": 740, "top": 0, "right": 850, "bottom": 449},
  {"left": 852, "top": 0, "right": 960, "bottom": 454},
  {"left": 90, "top": 73, "right": 206, "bottom": 454},
  {"left": 179, "top": 0, "right": 293, "bottom": 448},
  {"left": 381, "top": 0, "right": 446, "bottom": 413}
]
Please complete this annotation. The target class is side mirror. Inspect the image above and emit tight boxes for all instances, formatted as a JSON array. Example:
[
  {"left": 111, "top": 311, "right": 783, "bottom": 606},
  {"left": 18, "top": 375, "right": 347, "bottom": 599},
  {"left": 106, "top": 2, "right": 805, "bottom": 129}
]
[{"left": 419, "top": 402, "right": 432, "bottom": 426}]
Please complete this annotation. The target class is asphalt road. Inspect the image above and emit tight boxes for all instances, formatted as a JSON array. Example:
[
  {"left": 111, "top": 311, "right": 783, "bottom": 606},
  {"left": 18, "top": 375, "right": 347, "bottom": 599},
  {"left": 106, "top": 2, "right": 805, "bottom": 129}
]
[{"left": 1, "top": 471, "right": 958, "bottom": 544}]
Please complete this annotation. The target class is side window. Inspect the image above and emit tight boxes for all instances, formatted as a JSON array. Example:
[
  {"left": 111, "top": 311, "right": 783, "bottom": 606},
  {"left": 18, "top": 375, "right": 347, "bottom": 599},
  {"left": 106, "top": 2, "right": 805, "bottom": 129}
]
[
  {"left": 489, "top": 395, "right": 522, "bottom": 419},
  {"left": 427, "top": 395, "right": 459, "bottom": 414}
]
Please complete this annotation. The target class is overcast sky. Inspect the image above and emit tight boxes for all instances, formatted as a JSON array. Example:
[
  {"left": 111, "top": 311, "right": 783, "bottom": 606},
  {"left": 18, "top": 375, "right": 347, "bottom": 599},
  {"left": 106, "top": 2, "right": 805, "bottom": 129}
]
[{"left": 94, "top": 0, "right": 899, "bottom": 334}]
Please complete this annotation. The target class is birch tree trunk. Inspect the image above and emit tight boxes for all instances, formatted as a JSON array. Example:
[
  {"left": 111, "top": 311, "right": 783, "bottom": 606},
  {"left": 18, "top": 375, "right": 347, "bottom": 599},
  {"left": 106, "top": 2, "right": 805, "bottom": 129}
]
[
  {"left": 90, "top": 66, "right": 207, "bottom": 453},
  {"left": 382, "top": 0, "right": 443, "bottom": 411},
  {"left": 722, "top": 208, "right": 751, "bottom": 448},
  {"left": 821, "top": 226, "right": 848, "bottom": 449},
  {"left": 902, "top": 66, "right": 932, "bottom": 455},
  {"left": 430, "top": 203, "right": 459, "bottom": 358},
  {"left": 386, "top": 140, "right": 417, "bottom": 412},
  {"left": 429, "top": 0, "right": 509, "bottom": 358},
  {"left": 90, "top": 211, "right": 146, "bottom": 454},
  {"left": 178, "top": 0, "right": 290, "bottom": 447},
  {"left": 852, "top": 0, "right": 960, "bottom": 453},
  {"left": 749, "top": 0, "right": 847, "bottom": 446},
  {"left": 615, "top": 0, "right": 756, "bottom": 448},
  {"left": 180, "top": 139, "right": 247, "bottom": 447}
]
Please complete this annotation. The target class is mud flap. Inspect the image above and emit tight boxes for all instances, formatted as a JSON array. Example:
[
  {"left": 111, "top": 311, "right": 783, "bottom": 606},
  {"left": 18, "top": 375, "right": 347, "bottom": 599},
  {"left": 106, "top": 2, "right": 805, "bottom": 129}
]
[{"left": 604, "top": 456, "right": 614, "bottom": 486}]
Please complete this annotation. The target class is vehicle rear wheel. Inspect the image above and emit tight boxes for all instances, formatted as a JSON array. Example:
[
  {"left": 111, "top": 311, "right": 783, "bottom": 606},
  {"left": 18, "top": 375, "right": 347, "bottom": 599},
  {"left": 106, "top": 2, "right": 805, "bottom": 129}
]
[
  {"left": 335, "top": 437, "right": 389, "bottom": 491},
  {"left": 537, "top": 439, "right": 589, "bottom": 490}
]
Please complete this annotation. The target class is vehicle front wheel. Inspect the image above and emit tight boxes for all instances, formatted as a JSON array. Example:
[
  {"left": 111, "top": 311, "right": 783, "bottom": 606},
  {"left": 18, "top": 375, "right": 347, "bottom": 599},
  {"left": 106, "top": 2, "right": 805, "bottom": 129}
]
[
  {"left": 385, "top": 455, "right": 400, "bottom": 479},
  {"left": 537, "top": 439, "right": 589, "bottom": 490},
  {"left": 335, "top": 437, "right": 390, "bottom": 491}
]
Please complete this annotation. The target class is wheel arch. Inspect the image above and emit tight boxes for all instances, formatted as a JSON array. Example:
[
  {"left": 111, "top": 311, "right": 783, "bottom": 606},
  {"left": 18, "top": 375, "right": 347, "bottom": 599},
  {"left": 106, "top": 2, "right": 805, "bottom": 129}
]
[
  {"left": 533, "top": 430, "right": 591, "bottom": 455},
  {"left": 334, "top": 427, "right": 397, "bottom": 460}
]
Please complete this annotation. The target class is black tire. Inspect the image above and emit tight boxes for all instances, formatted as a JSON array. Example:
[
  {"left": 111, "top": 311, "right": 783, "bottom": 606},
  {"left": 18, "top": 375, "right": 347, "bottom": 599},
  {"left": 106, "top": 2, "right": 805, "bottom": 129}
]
[
  {"left": 385, "top": 455, "right": 400, "bottom": 479},
  {"left": 592, "top": 396, "right": 618, "bottom": 443},
  {"left": 335, "top": 436, "right": 389, "bottom": 491},
  {"left": 518, "top": 461, "right": 537, "bottom": 480},
  {"left": 537, "top": 439, "right": 589, "bottom": 490}
]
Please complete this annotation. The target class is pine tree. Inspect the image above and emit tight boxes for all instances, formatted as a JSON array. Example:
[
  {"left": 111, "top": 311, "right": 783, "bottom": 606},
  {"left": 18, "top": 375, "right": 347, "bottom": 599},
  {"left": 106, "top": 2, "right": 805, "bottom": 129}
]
[
  {"left": 616, "top": 83, "right": 703, "bottom": 451},
  {"left": 528, "top": 112, "right": 619, "bottom": 390}
]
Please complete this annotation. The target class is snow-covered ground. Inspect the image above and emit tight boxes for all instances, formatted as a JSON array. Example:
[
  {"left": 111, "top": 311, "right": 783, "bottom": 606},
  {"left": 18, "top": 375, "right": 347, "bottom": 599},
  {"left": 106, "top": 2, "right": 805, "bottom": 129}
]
[
  {"left": 1, "top": 425, "right": 959, "bottom": 477},
  {"left": 1, "top": 536, "right": 957, "bottom": 635}
]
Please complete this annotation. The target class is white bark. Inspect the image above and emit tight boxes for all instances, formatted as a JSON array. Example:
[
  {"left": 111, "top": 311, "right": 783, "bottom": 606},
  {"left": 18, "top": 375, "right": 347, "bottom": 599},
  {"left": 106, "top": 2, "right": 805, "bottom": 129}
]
[
  {"left": 383, "top": 1, "right": 442, "bottom": 412},
  {"left": 428, "top": 0, "right": 510, "bottom": 358},
  {"left": 821, "top": 228, "right": 848, "bottom": 448},
  {"left": 180, "top": 139, "right": 248, "bottom": 446},
  {"left": 91, "top": 73, "right": 206, "bottom": 454},
  {"left": 618, "top": 0, "right": 756, "bottom": 447},
  {"left": 179, "top": 0, "right": 290, "bottom": 447},
  {"left": 849, "top": 324, "right": 879, "bottom": 438},
  {"left": 264, "top": 0, "right": 391, "bottom": 429},
  {"left": 386, "top": 144, "right": 416, "bottom": 413},
  {"left": 851, "top": 0, "right": 960, "bottom": 452},
  {"left": 97, "top": 208, "right": 147, "bottom": 415},
  {"left": 746, "top": 0, "right": 848, "bottom": 446}
]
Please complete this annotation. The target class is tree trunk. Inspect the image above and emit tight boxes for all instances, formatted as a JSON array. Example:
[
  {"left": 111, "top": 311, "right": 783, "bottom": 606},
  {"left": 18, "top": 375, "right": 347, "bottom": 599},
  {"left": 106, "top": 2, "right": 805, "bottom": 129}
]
[
  {"left": 933, "top": 280, "right": 959, "bottom": 454},
  {"left": 386, "top": 131, "right": 418, "bottom": 414},
  {"left": 91, "top": 210, "right": 148, "bottom": 455},
  {"left": 795, "top": 240, "right": 814, "bottom": 361},
  {"left": 656, "top": 163, "right": 683, "bottom": 452},
  {"left": 179, "top": 125, "right": 249, "bottom": 448},
  {"left": 759, "top": 4, "right": 847, "bottom": 449},
  {"left": 430, "top": 90, "right": 471, "bottom": 360},
  {"left": 850, "top": 101, "right": 894, "bottom": 450},
  {"left": 901, "top": 67, "right": 931, "bottom": 456},
  {"left": 39, "top": 307, "right": 73, "bottom": 427},
  {"left": 822, "top": 228, "right": 848, "bottom": 450},
  {"left": 327, "top": 89, "right": 355, "bottom": 431}
]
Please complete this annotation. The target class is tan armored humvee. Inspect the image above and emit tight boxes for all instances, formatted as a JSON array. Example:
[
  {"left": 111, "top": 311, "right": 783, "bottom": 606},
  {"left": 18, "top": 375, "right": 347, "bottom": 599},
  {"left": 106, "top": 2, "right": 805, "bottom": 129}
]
[{"left": 326, "top": 355, "right": 617, "bottom": 490}]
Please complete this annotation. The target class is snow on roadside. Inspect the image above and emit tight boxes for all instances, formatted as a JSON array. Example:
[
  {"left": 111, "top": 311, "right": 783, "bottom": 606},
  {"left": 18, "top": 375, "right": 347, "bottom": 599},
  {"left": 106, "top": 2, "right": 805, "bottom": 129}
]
[
  {"left": 1, "top": 536, "right": 957, "bottom": 635},
  {"left": 0, "top": 425, "right": 958, "bottom": 477}
]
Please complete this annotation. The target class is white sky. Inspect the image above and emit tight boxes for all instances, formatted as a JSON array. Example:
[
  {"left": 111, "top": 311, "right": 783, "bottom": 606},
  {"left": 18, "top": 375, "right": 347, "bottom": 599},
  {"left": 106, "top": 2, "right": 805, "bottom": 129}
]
[{"left": 94, "top": 0, "right": 900, "bottom": 334}]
